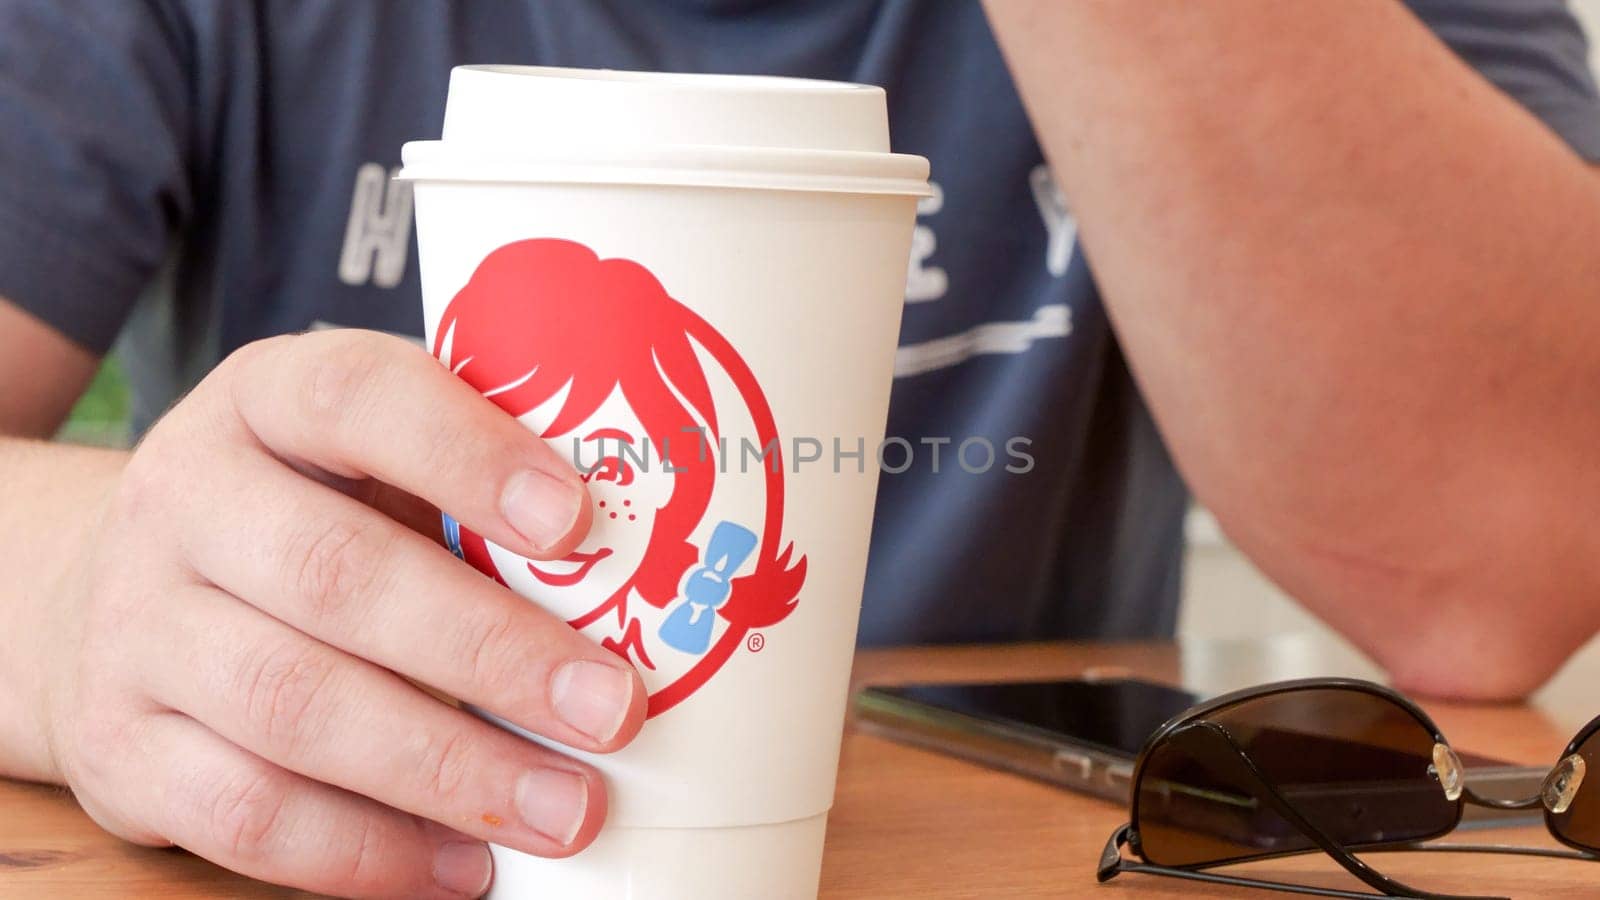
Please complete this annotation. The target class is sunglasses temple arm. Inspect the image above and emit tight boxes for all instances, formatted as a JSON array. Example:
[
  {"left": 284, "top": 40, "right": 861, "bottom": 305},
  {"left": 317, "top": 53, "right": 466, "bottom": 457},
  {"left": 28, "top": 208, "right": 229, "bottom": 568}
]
[
  {"left": 1112, "top": 862, "right": 1437, "bottom": 897},
  {"left": 1102, "top": 821, "right": 1442, "bottom": 899},
  {"left": 1095, "top": 827, "right": 1559, "bottom": 900},
  {"left": 1096, "top": 823, "right": 1132, "bottom": 882},
  {"left": 1178, "top": 722, "right": 1502, "bottom": 900}
]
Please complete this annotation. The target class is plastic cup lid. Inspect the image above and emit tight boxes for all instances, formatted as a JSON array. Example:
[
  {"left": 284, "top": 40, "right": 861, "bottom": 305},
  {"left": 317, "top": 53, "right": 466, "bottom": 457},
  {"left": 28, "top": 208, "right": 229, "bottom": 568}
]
[{"left": 399, "top": 65, "right": 930, "bottom": 197}]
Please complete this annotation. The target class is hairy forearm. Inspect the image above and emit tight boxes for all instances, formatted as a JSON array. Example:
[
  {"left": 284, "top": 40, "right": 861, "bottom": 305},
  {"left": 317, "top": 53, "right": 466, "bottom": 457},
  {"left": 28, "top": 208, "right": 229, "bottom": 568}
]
[
  {"left": 985, "top": 1, "right": 1600, "bottom": 695},
  {"left": 0, "top": 437, "right": 126, "bottom": 781}
]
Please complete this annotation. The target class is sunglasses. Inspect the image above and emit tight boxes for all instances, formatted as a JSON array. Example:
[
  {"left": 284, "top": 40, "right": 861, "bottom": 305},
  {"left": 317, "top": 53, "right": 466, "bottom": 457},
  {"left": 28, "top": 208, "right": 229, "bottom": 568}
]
[{"left": 1097, "top": 678, "right": 1600, "bottom": 899}]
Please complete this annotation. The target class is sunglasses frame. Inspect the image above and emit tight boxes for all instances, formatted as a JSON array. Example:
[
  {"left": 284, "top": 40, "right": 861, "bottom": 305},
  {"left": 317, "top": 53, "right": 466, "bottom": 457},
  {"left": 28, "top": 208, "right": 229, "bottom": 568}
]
[{"left": 1098, "top": 677, "right": 1600, "bottom": 900}]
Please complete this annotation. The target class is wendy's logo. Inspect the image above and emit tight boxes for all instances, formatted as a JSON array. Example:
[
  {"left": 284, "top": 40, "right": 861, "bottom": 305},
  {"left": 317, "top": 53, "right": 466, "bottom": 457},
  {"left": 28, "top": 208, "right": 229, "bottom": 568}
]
[{"left": 432, "top": 239, "right": 806, "bottom": 718}]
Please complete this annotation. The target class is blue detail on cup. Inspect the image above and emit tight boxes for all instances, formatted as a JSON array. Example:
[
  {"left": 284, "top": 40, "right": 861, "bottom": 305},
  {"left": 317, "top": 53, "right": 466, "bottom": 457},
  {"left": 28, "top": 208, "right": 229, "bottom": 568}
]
[
  {"left": 659, "top": 521, "right": 758, "bottom": 655},
  {"left": 442, "top": 513, "right": 464, "bottom": 561}
]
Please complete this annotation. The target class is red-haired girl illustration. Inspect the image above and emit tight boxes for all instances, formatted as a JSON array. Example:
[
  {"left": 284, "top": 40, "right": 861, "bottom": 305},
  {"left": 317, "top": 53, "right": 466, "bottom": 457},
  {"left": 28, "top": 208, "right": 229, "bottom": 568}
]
[{"left": 433, "top": 239, "right": 806, "bottom": 717}]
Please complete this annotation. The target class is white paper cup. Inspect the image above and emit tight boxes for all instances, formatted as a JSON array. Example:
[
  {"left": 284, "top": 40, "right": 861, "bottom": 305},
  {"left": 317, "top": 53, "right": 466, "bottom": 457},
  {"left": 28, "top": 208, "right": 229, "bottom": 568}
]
[{"left": 400, "top": 65, "right": 928, "bottom": 900}]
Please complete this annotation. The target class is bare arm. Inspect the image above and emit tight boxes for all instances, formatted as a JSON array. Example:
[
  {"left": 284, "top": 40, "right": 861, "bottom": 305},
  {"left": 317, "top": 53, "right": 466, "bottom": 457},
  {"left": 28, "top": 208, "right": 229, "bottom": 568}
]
[
  {"left": 0, "top": 438, "right": 124, "bottom": 782},
  {"left": 983, "top": 1, "right": 1600, "bottom": 698},
  {"left": 0, "top": 297, "right": 99, "bottom": 437},
  {"left": 0, "top": 297, "right": 121, "bottom": 780}
]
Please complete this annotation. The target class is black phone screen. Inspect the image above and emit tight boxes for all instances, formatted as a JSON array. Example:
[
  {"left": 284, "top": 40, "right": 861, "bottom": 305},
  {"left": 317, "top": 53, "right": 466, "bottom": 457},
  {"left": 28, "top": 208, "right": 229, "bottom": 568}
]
[{"left": 879, "top": 678, "right": 1199, "bottom": 759}]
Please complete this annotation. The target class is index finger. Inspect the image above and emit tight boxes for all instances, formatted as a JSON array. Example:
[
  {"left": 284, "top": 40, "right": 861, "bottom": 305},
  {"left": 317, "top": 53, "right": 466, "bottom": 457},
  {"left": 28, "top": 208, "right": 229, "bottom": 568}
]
[{"left": 223, "top": 329, "right": 588, "bottom": 559}]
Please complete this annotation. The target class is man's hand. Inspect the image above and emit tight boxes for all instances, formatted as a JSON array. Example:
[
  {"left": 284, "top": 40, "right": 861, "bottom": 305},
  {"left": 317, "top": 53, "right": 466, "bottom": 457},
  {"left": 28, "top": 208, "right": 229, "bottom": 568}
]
[{"left": 25, "top": 329, "right": 645, "bottom": 898}]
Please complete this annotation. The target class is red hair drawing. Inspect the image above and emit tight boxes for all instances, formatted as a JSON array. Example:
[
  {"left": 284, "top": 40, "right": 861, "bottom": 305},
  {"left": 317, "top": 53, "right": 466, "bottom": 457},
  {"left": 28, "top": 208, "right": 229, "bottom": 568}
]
[{"left": 433, "top": 238, "right": 806, "bottom": 717}]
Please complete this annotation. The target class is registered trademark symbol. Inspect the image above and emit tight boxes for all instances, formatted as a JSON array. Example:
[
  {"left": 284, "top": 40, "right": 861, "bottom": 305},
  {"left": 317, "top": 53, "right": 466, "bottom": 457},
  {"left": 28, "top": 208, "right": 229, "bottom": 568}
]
[{"left": 747, "top": 633, "right": 766, "bottom": 652}]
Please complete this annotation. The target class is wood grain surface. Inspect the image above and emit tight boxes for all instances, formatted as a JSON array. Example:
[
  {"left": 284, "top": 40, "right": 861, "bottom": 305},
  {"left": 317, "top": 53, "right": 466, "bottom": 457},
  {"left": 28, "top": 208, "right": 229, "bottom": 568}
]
[{"left": 4, "top": 636, "right": 1599, "bottom": 898}]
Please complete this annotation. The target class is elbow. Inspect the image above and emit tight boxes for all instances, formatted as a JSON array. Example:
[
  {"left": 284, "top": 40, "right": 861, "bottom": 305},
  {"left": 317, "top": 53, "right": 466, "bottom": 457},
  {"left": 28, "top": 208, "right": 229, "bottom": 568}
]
[
  {"left": 1232, "top": 521, "right": 1587, "bottom": 703},
  {"left": 1378, "top": 632, "right": 1560, "bottom": 703},
  {"left": 1359, "top": 590, "right": 1588, "bottom": 702},
  {"left": 1211, "top": 469, "right": 1600, "bottom": 703},
  {"left": 1356, "top": 564, "right": 1599, "bottom": 701}
]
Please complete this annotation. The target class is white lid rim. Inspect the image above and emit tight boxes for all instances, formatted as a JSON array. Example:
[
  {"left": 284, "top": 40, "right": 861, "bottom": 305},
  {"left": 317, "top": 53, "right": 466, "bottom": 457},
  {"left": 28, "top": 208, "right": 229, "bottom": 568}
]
[
  {"left": 397, "top": 140, "right": 932, "bottom": 198},
  {"left": 396, "top": 163, "right": 931, "bottom": 198},
  {"left": 454, "top": 64, "right": 881, "bottom": 97}
]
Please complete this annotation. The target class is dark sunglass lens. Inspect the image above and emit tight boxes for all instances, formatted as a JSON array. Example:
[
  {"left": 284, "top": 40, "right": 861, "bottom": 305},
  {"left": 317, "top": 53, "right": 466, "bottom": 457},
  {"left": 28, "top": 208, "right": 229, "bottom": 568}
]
[
  {"left": 1134, "top": 686, "right": 1459, "bottom": 868},
  {"left": 1547, "top": 729, "right": 1600, "bottom": 850}
]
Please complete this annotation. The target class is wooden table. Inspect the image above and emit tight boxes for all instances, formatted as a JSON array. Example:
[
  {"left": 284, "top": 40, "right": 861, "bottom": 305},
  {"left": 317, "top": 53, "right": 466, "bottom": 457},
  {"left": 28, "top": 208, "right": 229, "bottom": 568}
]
[{"left": 5, "top": 636, "right": 1600, "bottom": 898}]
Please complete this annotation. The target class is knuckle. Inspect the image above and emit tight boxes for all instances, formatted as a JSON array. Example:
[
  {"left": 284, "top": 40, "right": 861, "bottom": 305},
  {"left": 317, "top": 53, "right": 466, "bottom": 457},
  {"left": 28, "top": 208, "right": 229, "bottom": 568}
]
[
  {"left": 110, "top": 448, "right": 174, "bottom": 526},
  {"left": 287, "top": 516, "right": 395, "bottom": 624},
  {"left": 64, "top": 715, "right": 114, "bottom": 767},
  {"left": 337, "top": 814, "right": 384, "bottom": 892},
  {"left": 458, "top": 607, "right": 528, "bottom": 696},
  {"left": 223, "top": 334, "right": 294, "bottom": 374},
  {"left": 299, "top": 331, "right": 402, "bottom": 429},
  {"left": 234, "top": 639, "right": 339, "bottom": 754},
  {"left": 205, "top": 767, "right": 291, "bottom": 862},
  {"left": 415, "top": 726, "right": 478, "bottom": 803},
  {"left": 215, "top": 335, "right": 294, "bottom": 407},
  {"left": 60, "top": 704, "right": 141, "bottom": 789}
]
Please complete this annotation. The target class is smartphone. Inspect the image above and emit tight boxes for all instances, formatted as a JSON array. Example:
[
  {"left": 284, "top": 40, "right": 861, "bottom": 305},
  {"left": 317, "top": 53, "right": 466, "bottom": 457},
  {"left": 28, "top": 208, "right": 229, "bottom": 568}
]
[
  {"left": 852, "top": 677, "right": 1546, "bottom": 826},
  {"left": 853, "top": 677, "right": 1193, "bottom": 803}
]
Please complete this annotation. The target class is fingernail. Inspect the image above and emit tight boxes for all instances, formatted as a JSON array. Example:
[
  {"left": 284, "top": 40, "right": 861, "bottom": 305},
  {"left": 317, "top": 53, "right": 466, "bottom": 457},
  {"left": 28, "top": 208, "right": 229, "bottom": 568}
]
[
  {"left": 515, "top": 768, "right": 588, "bottom": 846},
  {"left": 501, "top": 469, "right": 583, "bottom": 552},
  {"left": 433, "top": 841, "right": 492, "bottom": 897},
  {"left": 551, "top": 659, "right": 634, "bottom": 743}
]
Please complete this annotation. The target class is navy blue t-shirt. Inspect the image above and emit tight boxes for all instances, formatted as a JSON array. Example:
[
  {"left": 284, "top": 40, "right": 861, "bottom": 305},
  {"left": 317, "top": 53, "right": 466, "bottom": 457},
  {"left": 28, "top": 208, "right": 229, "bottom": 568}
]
[{"left": 2, "top": 1, "right": 1598, "bottom": 645}]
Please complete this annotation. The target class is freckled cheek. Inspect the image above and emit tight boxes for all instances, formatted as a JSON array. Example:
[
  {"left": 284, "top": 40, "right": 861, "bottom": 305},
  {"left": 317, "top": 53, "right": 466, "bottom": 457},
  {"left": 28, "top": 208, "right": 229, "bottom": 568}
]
[{"left": 593, "top": 486, "right": 653, "bottom": 525}]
